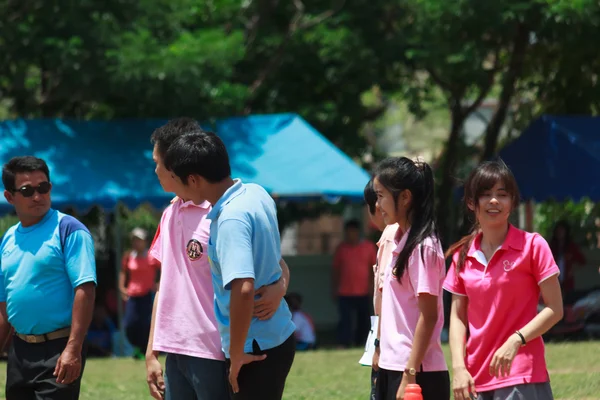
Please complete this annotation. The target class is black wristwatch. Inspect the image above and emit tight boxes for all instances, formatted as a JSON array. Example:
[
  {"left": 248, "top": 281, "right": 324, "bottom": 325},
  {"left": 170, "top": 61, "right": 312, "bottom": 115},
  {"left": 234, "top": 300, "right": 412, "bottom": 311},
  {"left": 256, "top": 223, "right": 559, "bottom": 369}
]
[{"left": 374, "top": 338, "right": 380, "bottom": 348}]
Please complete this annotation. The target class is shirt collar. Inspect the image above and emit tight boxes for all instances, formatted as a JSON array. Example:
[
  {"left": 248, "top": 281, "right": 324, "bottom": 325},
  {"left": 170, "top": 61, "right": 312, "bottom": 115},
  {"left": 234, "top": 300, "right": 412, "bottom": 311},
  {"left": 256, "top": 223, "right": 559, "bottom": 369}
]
[
  {"left": 207, "top": 178, "right": 244, "bottom": 220},
  {"left": 467, "top": 224, "right": 524, "bottom": 257},
  {"left": 392, "top": 226, "right": 410, "bottom": 255},
  {"left": 177, "top": 198, "right": 211, "bottom": 210}
]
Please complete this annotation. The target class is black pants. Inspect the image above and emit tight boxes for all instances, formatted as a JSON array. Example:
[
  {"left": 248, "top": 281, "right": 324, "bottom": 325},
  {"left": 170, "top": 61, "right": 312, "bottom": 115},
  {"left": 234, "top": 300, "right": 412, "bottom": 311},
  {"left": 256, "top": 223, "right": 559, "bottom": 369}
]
[
  {"left": 375, "top": 368, "right": 450, "bottom": 400},
  {"left": 6, "top": 336, "right": 88, "bottom": 400},
  {"left": 338, "top": 295, "right": 371, "bottom": 347},
  {"left": 227, "top": 334, "right": 295, "bottom": 400},
  {"left": 123, "top": 292, "right": 153, "bottom": 353}
]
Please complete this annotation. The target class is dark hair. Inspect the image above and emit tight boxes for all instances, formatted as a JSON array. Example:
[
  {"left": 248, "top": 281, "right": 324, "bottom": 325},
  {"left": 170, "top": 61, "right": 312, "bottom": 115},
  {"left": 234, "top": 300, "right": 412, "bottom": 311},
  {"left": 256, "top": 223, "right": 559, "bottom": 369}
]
[
  {"left": 163, "top": 131, "right": 231, "bottom": 184},
  {"left": 364, "top": 179, "right": 377, "bottom": 215},
  {"left": 374, "top": 157, "right": 438, "bottom": 280},
  {"left": 2, "top": 156, "right": 50, "bottom": 192},
  {"left": 285, "top": 292, "right": 302, "bottom": 311},
  {"left": 344, "top": 219, "right": 360, "bottom": 231},
  {"left": 150, "top": 117, "right": 201, "bottom": 158},
  {"left": 445, "top": 159, "right": 520, "bottom": 271}
]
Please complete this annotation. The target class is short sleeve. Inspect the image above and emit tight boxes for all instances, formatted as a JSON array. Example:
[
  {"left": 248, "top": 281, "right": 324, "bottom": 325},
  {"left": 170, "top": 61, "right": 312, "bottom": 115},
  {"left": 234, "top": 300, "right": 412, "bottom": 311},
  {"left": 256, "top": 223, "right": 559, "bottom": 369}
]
[
  {"left": 217, "top": 218, "right": 255, "bottom": 289},
  {"left": 531, "top": 234, "right": 560, "bottom": 284},
  {"left": 443, "top": 253, "right": 467, "bottom": 296},
  {"left": 64, "top": 230, "right": 97, "bottom": 288},
  {"left": 408, "top": 245, "right": 444, "bottom": 297},
  {"left": 149, "top": 212, "right": 166, "bottom": 263},
  {"left": 0, "top": 237, "right": 5, "bottom": 302}
]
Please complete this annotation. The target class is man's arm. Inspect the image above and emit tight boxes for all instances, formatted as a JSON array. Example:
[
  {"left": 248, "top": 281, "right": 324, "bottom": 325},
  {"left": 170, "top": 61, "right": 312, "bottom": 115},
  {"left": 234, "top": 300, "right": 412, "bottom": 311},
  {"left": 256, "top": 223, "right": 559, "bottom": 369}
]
[
  {"left": 146, "top": 282, "right": 166, "bottom": 399},
  {"left": 56, "top": 223, "right": 97, "bottom": 385},
  {"left": 217, "top": 218, "right": 266, "bottom": 393},
  {"left": 54, "top": 282, "right": 95, "bottom": 385},
  {"left": 67, "top": 282, "right": 95, "bottom": 350},
  {"left": 0, "top": 302, "right": 11, "bottom": 352}
]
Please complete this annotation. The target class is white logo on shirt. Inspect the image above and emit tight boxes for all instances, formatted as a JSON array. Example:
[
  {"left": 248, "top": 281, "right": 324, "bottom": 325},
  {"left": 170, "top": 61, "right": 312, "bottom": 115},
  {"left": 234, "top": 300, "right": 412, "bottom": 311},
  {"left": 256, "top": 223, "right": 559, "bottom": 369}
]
[{"left": 503, "top": 260, "right": 515, "bottom": 272}]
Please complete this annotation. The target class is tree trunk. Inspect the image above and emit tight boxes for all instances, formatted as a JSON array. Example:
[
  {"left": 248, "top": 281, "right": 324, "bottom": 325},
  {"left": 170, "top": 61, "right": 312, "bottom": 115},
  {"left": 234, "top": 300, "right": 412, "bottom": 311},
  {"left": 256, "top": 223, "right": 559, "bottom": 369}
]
[
  {"left": 436, "top": 105, "right": 466, "bottom": 247},
  {"left": 480, "top": 23, "right": 529, "bottom": 161}
]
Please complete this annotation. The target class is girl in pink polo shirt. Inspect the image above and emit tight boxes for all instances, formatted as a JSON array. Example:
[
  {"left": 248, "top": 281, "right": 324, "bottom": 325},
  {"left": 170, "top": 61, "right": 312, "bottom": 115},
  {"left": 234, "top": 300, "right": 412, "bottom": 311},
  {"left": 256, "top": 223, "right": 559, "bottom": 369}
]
[
  {"left": 444, "top": 160, "right": 563, "bottom": 400},
  {"left": 373, "top": 157, "right": 449, "bottom": 400}
]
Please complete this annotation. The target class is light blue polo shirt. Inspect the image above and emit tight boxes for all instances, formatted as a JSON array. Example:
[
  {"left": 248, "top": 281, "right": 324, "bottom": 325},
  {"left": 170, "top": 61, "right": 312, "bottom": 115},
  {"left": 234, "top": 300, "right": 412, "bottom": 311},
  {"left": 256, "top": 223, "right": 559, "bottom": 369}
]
[
  {"left": 207, "top": 179, "right": 295, "bottom": 358},
  {"left": 0, "top": 209, "right": 96, "bottom": 335}
]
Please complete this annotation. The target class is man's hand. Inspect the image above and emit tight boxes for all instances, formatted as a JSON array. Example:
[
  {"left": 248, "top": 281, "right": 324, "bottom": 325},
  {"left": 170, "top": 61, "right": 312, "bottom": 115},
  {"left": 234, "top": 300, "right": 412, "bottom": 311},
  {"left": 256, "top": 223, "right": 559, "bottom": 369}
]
[
  {"left": 53, "top": 345, "right": 82, "bottom": 384},
  {"left": 146, "top": 354, "right": 165, "bottom": 399},
  {"left": 229, "top": 353, "right": 267, "bottom": 394},
  {"left": 254, "top": 279, "right": 286, "bottom": 320}
]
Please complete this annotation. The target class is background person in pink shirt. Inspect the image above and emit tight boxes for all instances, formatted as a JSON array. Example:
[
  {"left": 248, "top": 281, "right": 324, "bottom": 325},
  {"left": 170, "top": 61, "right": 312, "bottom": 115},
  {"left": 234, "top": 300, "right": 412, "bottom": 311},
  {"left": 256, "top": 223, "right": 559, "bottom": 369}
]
[
  {"left": 332, "top": 219, "right": 377, "bottom": 348},
  {"left": 372, "top": 157, "right": 449, "bottom": 400},
  {"left": 119, "top": 227, "right": 160, "bottom": 359},
  {"left": 444, "top": 160, "right": 563, "bottom": 400},
  {"left": 144, "top": 119, "right": 289, "bottom": 400},
  {"left": 363, "top": 178, "right": 399, "bottom": 400}
]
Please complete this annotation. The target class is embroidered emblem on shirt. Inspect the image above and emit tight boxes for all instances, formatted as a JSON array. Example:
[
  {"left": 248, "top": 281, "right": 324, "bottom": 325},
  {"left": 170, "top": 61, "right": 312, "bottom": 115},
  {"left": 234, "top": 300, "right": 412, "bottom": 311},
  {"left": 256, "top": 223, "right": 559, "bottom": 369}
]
[
  {"left": 503, "top": 260, "right": 515, "bottom": 272},
  {"left": 186, "top": 239, "right": 203, "bottom": 261}
]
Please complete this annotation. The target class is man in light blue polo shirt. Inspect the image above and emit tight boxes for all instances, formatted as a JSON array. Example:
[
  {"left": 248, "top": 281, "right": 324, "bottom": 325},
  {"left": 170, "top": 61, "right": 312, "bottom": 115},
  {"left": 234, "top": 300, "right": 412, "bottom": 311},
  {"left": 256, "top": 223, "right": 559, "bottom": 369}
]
[
  {"left": 163, "top": 131, "right": 296, "bottom": 400},
  {"left": 0, "top": 156, "right": 96, "bottom": 400}
]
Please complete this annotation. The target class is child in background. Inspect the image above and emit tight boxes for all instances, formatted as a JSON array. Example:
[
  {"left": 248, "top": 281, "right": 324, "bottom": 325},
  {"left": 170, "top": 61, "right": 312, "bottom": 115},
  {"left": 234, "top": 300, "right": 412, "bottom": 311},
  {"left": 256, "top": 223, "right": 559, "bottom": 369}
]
[{"left": 286, "top": 293, "right": 316, "bottom": 351}]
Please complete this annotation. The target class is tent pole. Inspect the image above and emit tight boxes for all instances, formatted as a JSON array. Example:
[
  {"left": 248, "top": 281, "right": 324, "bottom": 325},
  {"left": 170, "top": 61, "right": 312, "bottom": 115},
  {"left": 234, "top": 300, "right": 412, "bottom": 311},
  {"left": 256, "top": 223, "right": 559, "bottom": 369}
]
[{"left": 113, "top": 205, "right": 125, "bottom": 357}]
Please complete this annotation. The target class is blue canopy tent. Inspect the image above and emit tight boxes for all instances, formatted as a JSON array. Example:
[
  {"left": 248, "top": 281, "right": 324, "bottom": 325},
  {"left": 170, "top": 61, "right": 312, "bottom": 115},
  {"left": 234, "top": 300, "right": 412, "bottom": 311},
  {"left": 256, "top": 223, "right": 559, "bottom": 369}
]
[
  {"left": 499, "top": 115, "right": 600, "bottom": 202},
  {"left": 0, "top": 113, "right": 370, "bottom": 212},
  {"left": 0, "top": 113, "right": 370, "bottom": 355}
]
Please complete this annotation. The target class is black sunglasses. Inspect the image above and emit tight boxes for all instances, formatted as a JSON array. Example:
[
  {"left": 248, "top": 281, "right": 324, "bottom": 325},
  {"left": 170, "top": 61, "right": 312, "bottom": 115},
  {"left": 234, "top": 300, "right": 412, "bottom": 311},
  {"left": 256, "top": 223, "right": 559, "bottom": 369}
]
[{"left": 14, "top": 181, "right": 51, "bottom": 198}]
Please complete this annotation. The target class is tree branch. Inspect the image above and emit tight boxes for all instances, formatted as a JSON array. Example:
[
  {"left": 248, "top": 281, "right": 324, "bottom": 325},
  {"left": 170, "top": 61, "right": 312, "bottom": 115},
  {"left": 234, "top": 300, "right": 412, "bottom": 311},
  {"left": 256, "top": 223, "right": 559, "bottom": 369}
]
[
  {"left": 243, "top": 0, "right": 346, "bottom": 113},
  {"left": 463, "top": 47, "right": 501, "bottom": 116}
]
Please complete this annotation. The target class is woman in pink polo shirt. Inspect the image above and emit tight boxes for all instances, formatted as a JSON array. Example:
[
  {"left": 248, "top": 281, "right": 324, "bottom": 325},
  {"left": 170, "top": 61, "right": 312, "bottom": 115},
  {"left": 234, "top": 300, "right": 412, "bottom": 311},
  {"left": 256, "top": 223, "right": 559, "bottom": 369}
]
[
  {"left": 444, "top": 160, "right": 564, "bottom": 400},
  {"left": 120, "top": 227, "right": 160, "bottom": 358},
  {"left": 373, "top": 157, "right": 449, "bottom": 400}
]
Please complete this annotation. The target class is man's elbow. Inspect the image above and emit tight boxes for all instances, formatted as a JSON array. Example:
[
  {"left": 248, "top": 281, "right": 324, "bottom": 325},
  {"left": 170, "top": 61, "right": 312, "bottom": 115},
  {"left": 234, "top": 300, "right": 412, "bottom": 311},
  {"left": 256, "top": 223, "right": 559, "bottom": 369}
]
[{"left": 232, "top": 278, "right": 255, "bottom": 299}]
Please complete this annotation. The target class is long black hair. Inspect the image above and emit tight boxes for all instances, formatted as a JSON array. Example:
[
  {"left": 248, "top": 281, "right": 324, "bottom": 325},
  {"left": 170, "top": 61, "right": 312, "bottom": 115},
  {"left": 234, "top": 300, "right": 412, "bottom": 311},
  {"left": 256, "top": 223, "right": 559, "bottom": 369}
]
[{"left": 374, "top": 157, "right": 439, "bottom": 280}]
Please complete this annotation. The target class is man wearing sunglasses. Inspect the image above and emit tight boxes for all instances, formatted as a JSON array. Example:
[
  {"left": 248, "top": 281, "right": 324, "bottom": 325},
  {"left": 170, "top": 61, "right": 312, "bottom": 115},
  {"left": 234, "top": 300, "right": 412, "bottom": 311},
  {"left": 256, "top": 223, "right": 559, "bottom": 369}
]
[{"left": 0, "top": 156, "right": 96, "bottom": 400}]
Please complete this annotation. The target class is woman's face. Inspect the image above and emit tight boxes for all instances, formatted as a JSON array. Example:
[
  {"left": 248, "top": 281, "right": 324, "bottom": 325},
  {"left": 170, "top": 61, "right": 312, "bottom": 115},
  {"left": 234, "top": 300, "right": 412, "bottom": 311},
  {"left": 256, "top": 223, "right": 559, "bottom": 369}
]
[
  {"left": 471, "top": 180, "right": 512, "bottom": 229},
  {"left": 373, "top": 177, "right": 411, "bottom": 226}
]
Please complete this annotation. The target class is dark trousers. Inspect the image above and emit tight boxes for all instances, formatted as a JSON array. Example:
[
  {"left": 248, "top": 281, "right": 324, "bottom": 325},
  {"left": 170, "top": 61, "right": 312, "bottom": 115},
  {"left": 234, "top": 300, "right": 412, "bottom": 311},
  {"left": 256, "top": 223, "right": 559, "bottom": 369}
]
[
  {"left": 338, "top": 295, "right": 371, "bottom": 347},
  {"left": 6, "top": 336, "right": 88, "bottom": 400},
  {"left": 375, "top": 368, "right": 450, "bottom": 400},
  {"left": 123, "top": 292, "right": 153, "bottom": 353},
  {"left": 227, "top": 334, "right": 295, "bottom": 400}
]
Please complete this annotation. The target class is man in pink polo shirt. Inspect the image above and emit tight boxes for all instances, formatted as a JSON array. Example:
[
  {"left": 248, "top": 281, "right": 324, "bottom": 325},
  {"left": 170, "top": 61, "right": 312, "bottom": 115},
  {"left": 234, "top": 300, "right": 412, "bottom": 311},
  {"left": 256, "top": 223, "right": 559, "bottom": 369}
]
[{"left": 144, "top": 119, "right": 289, "bottom": 400}]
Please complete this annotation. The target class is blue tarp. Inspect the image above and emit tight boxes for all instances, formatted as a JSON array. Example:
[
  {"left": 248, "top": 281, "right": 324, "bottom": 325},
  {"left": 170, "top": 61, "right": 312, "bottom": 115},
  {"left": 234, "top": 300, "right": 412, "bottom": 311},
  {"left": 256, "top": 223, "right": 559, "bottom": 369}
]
[
  {"left": 0, "top": 113, "right": 370, "bottom": 212},
  {"left": 500, "top": 115, "right": 600, "bottom": 202}
]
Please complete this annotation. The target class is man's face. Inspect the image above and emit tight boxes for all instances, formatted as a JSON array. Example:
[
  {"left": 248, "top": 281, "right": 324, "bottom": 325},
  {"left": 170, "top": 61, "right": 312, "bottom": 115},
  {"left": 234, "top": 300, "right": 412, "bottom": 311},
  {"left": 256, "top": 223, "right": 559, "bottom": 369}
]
[
  {"left": 345, "top": 226, "right": 360, "bottom": 244},
  {"left": 4, "top": 170, "right": 52, "bottom": 221},
  {"left": 153, "top": 145, "right": 178, "bottom": 194}
]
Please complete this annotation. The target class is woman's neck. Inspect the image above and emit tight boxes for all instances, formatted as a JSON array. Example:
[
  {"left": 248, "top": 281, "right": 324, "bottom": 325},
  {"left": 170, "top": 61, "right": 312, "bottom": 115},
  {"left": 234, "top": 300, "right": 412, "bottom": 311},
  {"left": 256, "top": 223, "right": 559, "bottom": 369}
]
[{"left": 480, "top": 223, "right": 510, "bottom": 251}]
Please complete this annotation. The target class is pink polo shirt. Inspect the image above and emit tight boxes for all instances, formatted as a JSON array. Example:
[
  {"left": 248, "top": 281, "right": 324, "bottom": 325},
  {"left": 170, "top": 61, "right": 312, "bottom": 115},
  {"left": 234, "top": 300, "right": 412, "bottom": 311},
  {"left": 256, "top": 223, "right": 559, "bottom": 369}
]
[
  {"left": 374, "top": 224, "right": 399, "bottom": 312},
  {"left": 443, "top": 225, "right": 559, "bottom": 392},
  {"left": 149, "top": 199, "right": 224, "bottom": 361},
  {"left": 378, "top": 229, "right": 447, "bottom": 372}
]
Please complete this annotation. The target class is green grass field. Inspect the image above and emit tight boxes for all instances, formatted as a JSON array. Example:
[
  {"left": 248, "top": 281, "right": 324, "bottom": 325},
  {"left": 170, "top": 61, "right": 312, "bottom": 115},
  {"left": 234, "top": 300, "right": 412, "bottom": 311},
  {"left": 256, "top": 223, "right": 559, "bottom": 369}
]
[{"left": 0, "top": 342, "right": 598, "bottom": 399}]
